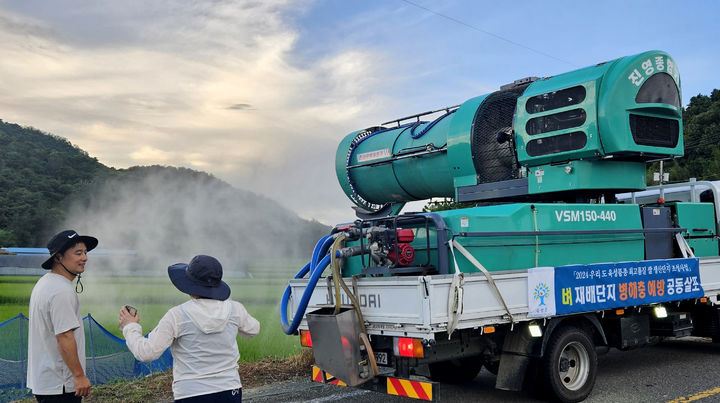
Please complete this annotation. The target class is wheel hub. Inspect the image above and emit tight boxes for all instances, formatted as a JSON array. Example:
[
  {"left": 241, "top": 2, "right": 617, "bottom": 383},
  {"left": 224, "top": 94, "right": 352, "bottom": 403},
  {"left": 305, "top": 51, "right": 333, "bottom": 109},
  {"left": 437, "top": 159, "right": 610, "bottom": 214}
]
[{"left": 558, "top": 341, "right": 590, "bottom": 391}]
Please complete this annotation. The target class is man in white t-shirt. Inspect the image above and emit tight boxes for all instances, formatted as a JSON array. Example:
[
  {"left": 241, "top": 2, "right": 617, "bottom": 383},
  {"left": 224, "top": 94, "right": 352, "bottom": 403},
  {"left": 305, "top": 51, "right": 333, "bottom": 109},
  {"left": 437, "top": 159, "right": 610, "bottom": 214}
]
[{"left": 27, "top": 230, "right": 98, "bottom": 402}]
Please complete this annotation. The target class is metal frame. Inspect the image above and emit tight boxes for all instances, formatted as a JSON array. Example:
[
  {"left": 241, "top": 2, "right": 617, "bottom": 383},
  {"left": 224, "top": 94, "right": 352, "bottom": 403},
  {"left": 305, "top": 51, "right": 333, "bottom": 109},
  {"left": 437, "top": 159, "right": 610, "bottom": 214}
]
[
  {"left": 628, "top": 178, "right": 720, "bottom": 236},
  {"left": 355, "top": 213, "right": 451, "bottom": 276},
  {"left": 381, "top": 105, "right": 460, "bottom": 127}
]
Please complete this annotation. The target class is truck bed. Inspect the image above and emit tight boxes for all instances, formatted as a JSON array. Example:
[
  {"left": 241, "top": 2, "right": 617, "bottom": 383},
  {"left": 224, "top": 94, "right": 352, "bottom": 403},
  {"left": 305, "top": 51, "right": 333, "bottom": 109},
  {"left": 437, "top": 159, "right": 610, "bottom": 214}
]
[{"left": 289, "top": 257, "right": 720, "bottom": 339}]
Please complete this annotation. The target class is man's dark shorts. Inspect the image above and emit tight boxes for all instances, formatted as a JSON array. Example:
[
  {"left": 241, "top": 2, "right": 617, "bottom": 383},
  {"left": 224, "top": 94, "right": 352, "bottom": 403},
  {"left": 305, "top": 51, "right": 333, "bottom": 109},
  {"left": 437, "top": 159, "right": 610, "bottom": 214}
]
[
  {"left": 175, "top": 388, "right": 242, "bottom": 402},
  {"left": 34, "top": 390, "right": 82, "bottom": 403}
]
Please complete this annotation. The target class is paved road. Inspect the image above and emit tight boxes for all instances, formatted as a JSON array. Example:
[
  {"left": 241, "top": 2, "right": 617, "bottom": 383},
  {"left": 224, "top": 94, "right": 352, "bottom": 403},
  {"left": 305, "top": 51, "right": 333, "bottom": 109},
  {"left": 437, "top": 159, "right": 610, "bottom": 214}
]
[{"left": 244, "top": 338, "right": 720, "bottom": 402}]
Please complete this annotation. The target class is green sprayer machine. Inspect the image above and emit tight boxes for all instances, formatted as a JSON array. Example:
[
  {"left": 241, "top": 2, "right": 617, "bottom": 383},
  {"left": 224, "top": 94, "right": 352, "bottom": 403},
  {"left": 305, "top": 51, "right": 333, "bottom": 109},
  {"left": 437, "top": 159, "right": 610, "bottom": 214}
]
[{"left": 280, "top": 50, "right": 720, "bottom": 402}]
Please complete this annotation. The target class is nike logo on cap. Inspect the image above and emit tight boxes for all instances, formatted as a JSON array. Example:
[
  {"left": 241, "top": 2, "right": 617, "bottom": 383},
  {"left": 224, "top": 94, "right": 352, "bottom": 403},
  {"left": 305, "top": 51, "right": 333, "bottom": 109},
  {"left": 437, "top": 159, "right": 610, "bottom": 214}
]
[{"left": 68, "top": 233, "right": 77, "bottom": 238}]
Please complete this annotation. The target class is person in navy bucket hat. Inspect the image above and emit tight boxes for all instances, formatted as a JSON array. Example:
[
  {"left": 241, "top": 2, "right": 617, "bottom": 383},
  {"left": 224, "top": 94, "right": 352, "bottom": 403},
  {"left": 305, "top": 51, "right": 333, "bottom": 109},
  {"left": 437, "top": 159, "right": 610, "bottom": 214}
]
[
  {"left": 168, "top": 255, "right": 231, "bottom": 301},
  {"left": 119, "top": 255, "right": 259, "bottom": 402}
]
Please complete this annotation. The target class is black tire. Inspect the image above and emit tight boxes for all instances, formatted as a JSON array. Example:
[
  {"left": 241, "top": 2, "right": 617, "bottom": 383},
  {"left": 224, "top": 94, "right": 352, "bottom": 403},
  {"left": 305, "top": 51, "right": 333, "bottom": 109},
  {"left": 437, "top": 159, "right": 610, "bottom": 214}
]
[
  {"left": 428, "top": 357, "right": 483, "bottom": 384},
  {"left": 540, "top": 326, "right": 597, "bottom": 403}
]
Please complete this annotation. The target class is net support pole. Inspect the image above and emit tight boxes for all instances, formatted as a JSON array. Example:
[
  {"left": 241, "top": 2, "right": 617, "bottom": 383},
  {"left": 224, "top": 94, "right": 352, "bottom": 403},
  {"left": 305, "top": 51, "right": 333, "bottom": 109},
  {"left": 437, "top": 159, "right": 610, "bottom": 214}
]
[
  {"left": 86, "top": 314, "right": 98, "bottom": 384},
  {"left": 19, "top": 313, "right": 26, "bottom": 391}
]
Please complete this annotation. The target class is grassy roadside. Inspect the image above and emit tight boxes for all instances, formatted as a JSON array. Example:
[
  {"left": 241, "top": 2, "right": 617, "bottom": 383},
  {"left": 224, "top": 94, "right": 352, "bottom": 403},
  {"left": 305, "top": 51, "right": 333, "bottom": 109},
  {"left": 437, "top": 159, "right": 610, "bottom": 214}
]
[
  {"left": 3, "top": 259, "right": 312, "bottom": 402},
  {"left": 0, "top": 268, "right": 304, "bottom": 361},
  {"left": 13, "top": 349, "right": 314, "bottom": 403}
]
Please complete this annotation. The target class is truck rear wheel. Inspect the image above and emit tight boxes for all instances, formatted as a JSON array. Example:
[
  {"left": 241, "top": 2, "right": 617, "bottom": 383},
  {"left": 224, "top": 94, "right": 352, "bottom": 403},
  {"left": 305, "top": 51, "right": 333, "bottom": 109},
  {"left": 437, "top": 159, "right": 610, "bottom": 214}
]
[
  {"left": 540, "top": 326, "right": 597, "bottom": 403},
  {"left": 428, "top": 357, "right": 483, "bottom": 384}
]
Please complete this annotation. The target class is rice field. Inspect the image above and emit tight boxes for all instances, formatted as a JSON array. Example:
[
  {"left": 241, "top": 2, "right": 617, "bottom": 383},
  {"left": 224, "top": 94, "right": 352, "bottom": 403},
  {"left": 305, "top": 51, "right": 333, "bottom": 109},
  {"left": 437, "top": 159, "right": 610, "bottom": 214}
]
[{"left": 0, "top": 259, "right": 307, "bottom": 362}]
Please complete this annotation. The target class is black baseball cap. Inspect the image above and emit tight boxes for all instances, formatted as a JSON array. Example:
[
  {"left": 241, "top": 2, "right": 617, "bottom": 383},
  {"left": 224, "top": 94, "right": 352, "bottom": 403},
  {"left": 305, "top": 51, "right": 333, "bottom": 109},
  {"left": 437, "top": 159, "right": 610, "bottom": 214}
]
[{"left": 42, "top": 230, "right": 98, "bottom": 270}]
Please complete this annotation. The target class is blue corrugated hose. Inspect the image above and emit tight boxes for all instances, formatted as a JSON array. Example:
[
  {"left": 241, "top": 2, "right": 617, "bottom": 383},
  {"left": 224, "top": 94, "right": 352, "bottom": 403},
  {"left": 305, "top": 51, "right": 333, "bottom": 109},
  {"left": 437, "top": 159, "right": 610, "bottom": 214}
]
[
  {"left": 280, "top": 235, "right": 338, "bottom": 334},
  {"left": 410, "top": 108, "right": 456, "bottom": 139}
]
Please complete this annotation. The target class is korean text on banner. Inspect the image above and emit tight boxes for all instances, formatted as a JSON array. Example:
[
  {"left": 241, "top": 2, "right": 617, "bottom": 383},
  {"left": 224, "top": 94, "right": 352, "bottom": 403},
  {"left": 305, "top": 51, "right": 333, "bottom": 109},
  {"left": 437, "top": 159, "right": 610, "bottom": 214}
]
[
  {"left": 528, "top": 258, "right": 703, "bottom": 318},
  {"left": 556, "top": 258, "right": 702, "bottom": 315}
]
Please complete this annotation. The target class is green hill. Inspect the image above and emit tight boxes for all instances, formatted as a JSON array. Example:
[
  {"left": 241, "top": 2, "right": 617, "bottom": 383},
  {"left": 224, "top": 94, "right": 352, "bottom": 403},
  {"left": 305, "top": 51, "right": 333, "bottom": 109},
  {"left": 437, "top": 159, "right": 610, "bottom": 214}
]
[
  {"left": 0, "top": 120, "right": 111, "bottom": 245},
  {"left": 0, "top": 120, "right": 329, "bottom": 266}
]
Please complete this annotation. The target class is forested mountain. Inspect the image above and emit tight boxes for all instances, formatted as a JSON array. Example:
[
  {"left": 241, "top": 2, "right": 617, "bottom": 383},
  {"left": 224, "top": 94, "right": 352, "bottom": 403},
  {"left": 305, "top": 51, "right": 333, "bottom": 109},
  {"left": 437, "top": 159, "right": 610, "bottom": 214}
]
[
  {"left": 648, "top": 89, "right": 720, "bottom": 182},
  {"left": 0, "top": 120, "right": 329, "bottom": 265},
  {"left": 0, "top": 120, "right": 111, "bottom": 245}
]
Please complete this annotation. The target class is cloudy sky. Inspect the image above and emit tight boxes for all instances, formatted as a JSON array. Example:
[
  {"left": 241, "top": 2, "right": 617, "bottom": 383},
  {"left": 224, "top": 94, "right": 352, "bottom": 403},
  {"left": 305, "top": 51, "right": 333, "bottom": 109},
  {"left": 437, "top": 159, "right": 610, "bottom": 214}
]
[{"left": 1, "top": 0, "right": 718, "bottom": 225}]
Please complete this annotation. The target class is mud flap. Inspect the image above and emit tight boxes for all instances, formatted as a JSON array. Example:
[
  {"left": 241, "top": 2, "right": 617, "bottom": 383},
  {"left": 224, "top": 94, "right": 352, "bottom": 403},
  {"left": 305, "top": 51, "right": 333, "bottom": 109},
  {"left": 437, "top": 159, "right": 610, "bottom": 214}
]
[
  {"left": 495, "top": 323, "right": 542, "bottom": 391},
  {"left": 495, "top": 353, "right": 531, "bottom": 391}
]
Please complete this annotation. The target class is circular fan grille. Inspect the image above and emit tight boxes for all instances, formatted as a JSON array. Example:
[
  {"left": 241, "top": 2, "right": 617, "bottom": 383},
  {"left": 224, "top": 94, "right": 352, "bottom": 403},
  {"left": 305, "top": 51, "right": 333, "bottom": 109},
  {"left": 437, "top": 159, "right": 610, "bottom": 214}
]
[{"left": 471, "top": 86, "right": 528, "bottom": 184}]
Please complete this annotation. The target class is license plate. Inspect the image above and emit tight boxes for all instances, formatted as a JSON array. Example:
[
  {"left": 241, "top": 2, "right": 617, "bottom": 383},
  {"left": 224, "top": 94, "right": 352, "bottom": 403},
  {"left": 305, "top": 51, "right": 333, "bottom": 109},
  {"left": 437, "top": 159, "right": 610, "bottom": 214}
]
[{"left": 374, "top": 351, "right": 388, "bottom": 365}]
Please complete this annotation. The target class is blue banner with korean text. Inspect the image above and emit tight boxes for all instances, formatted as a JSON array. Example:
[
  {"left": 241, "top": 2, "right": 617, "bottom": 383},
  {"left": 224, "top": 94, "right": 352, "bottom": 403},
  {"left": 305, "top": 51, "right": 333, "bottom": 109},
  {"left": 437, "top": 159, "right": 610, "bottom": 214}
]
[
  {"left": 555, "top": 258, "right": 702, "bottom": 315},
  {"left": 528, "top": 258, "right": 703, "bottom": 318}
]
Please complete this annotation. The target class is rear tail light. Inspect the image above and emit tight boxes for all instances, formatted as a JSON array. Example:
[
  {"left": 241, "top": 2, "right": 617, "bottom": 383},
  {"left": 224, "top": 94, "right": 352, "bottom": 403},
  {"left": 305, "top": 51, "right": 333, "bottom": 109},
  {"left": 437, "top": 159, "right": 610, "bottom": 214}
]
[
  {"left": 300, "top": 330, "right": 312, "bottom": 347},
  {"left": 394, "top": 337, "right": 424, "bottom": 358}
]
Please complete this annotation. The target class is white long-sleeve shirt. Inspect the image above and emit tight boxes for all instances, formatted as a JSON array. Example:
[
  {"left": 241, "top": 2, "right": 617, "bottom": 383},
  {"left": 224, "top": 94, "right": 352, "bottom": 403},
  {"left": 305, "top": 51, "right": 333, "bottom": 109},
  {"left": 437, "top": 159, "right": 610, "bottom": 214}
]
[{"left": 122, "top": 298, "right": 260, "bottom": 400}]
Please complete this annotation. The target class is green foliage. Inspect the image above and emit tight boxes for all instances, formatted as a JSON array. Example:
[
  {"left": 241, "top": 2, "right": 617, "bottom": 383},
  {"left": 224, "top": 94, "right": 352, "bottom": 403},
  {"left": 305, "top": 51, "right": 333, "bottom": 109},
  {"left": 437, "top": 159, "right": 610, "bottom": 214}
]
[
  {"left": 0, "top": 120, "right": 111, "bottom": 246},
  {"left": 0, "top": 229, "right": 15, "bottom": 246},
  {"left": 422, "top": 198, "right": 475, "bottom": 212}
]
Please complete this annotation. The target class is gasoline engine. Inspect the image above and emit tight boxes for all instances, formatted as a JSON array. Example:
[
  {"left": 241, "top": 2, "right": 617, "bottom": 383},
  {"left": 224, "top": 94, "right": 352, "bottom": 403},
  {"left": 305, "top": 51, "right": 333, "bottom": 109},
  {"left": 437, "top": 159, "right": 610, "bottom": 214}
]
[{"left": 336, "top": 226, "right": 416, "bottom": 268}]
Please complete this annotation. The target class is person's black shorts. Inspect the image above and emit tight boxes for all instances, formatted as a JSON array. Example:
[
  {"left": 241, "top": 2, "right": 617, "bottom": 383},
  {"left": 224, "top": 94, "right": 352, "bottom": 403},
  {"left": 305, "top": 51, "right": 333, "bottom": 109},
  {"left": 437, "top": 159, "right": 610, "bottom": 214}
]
[
  {"left": 34, "top": 388, "right": 82, "bottom": 403},
  {"left": 175, "top": 388, "right": 242, "bottom": 402}
]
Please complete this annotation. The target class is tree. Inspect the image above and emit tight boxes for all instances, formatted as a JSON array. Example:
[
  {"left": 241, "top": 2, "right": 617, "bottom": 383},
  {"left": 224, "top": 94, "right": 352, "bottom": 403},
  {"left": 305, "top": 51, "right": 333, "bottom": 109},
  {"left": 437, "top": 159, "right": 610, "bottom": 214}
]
[{"left": 0, "top": 229, "right": 16, "bottom": 246}]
